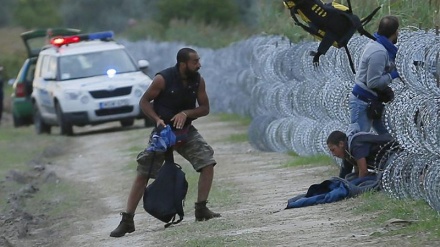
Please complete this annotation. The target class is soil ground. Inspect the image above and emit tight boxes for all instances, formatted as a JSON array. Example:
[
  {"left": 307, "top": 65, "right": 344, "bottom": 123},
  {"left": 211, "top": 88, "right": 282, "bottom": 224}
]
[{"left": 0, "top": 114, "right": 432, "bottom": 247}]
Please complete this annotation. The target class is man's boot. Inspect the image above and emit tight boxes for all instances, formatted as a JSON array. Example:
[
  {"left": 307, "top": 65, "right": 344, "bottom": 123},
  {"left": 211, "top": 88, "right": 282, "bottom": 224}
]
[
  {"left": 195, "top": 201, "right": 221, "bottom": 221},
  {"left": 110, "top": 212, "right": 135, "bottom": 237}
]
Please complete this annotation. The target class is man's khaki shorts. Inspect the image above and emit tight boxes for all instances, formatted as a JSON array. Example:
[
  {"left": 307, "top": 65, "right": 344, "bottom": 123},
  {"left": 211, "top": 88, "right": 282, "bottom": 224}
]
[{"left": 136, "top": 126, "right": 216, "bottom": 178}]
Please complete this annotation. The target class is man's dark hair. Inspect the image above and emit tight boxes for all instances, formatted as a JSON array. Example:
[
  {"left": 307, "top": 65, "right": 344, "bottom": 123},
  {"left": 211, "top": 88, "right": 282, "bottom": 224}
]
[
  {"left": 326, "top": 130, "right": 347, "bottom": 145},
  {"left": 177, "top": 48, "right": 197, "bottom": 63},
  {"left": 377, "top": 15, "right": 399, "bottom": 38}
]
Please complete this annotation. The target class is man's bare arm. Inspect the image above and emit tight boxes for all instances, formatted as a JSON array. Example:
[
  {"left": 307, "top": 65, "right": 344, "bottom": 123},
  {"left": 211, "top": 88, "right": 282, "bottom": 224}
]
[
  {"left": 186, "top": 77, "right": 210, "bottom": 118},
  {"left": 356, "top": 158, "right": 369, "bottom": 178},
  {"left": 139, "top": 75, "right": 165, "bottom": 127}
]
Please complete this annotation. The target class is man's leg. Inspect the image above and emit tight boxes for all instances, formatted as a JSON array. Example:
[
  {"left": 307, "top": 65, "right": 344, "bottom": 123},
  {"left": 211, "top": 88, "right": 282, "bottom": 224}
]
[
  {"left": 373, "top": 118, "right": 388, "bottom": 135},
  {"left": 110, "top": 133, "right": 164, "bottom": 238},
  {"left": 126, "top": 174, "right": 148, "bottom": 213},
  {"left": 176, "top": 128, "right": 221, "bottom": 221},
  {"left": 195, "top": 164, "right": 221, "bottom": 221},
  {"left": 349, "top": 95, "right": 372, "bottom": 132},
  {"left": 110, "top": 174, "right": 147, "bottom": 238},
  {"left": 197, "top": 164, "right": 214, "bottom": 202}
]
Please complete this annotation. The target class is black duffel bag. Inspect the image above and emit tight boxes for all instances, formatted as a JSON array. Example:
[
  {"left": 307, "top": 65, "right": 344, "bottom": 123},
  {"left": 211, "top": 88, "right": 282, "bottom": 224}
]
[{"left": 366, "top": 101, "right": 384, "bottom": 120}]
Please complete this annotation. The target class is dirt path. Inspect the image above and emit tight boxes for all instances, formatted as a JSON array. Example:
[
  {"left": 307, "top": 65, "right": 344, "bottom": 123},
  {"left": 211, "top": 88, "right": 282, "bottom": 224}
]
[{"left": 9, "top": 115, "right": 415, "bottom": 247}]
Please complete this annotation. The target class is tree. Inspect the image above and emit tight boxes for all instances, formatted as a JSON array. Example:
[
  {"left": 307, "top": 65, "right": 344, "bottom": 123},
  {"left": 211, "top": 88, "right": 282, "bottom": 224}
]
[
  {"left": 0, "top": 0, "right": 17, "bottom": 27},
  {"left": 14, "top": 0, "right": 62, "bottom": 29},
  {"left": 60, "top": 0, "right": 152, "bottom": 32},
  {"left": 155, "top": 0, "right": 240, "bottom": 28}
]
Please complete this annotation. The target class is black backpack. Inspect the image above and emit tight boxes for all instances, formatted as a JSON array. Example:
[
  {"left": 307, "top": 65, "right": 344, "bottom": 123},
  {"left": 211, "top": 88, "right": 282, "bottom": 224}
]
[
  {"left": 143, "top": 154, "right": 188, "bottom": 228},
  {"left": 283, "top": 0, "right": 380, "bottom": 73}
]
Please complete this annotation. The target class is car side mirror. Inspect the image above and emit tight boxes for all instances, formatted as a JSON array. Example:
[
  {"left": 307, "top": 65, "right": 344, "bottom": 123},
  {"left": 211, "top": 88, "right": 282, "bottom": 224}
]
[{"left": 138, "top": 59, "right": 149, "bottom": 69}]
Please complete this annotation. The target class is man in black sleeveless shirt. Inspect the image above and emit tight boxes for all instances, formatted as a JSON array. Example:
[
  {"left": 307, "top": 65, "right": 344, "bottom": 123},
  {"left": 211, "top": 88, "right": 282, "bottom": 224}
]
[{"left": 111, "top": 48, "right": 221, "bottom": 237}]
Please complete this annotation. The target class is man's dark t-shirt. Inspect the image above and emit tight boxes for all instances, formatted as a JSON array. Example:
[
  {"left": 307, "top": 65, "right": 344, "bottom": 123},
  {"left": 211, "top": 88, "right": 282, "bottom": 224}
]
[{"left": 339, "top": 133, "right": 394, "bottom": 178}]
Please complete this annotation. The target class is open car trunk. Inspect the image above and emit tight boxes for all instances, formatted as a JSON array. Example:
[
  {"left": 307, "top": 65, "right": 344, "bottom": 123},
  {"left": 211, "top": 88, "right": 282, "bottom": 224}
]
[{"left": 21, "top": 28, "right": 81, "bottom": 58}]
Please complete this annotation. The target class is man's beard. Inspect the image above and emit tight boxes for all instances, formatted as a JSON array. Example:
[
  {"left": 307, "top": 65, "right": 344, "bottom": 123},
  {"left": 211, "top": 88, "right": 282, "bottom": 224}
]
[{"left": 185, "top": 67, "right": 199, "bottom": 79}]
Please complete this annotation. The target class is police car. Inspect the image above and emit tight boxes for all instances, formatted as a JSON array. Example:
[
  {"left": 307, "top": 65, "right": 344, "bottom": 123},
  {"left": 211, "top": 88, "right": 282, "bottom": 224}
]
[{"left": 31, "top": 31, "right": 153, "bottom": 135}]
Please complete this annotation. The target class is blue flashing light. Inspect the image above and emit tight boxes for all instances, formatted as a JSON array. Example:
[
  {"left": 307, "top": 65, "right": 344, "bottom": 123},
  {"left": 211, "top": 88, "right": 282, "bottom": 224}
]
[{"left": 88, "top": 31, "right": 114, "bottom": 40}]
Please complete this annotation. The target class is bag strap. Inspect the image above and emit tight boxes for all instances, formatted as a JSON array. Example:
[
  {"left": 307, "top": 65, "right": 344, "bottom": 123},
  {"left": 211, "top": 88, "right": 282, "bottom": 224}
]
[
  {"left": 356, "top": 6, "right": 381, "bottom": 41},
  {"left": 361, "top": 6, "right": 381, "bottom": 26},
  {"left": 343, "top": 45, "right": 356, "bottom": 74},
  {"left": 346, "top": 0, "right": 353, "bottom": 13},
  {"left": 164, "top": 214, "right": 184, "bottom": 228},
  {"left": 164, "top": 147, "right": 174, "bottom": 163}
]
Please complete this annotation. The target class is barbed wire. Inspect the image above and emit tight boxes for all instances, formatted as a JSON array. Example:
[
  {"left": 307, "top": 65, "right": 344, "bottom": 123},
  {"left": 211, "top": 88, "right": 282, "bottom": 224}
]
[{"left": 121, "top": 27, "right": 440, "bottom": 211}]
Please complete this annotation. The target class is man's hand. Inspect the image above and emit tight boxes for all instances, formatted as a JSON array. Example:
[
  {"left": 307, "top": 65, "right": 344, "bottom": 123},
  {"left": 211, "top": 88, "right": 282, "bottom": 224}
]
[
  {"left": 156, "top": 119, "right": 166, "bottom": 129},
  {"left": 310, "top": 51, "right": 321, "bottom": 68},
  {"left": 170, "top": 111, "right": 187, "bottom": 129},
  {"left": 390, "top": 69, "right": 399, "bottom": 79}
]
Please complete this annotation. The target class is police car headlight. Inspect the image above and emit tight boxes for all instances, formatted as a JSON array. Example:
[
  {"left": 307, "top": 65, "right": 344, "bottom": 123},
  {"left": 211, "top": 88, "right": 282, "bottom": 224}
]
[
  {"left": 64, "top": 90, "right": 81, "bottom": 100},
  {"left": 80, "top": 95, "right": 90, "bottom": 104}
]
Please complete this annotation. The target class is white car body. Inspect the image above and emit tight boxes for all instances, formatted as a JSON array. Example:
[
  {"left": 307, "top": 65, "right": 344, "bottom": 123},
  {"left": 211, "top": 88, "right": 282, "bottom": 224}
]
[{"left": 32, "top": 33, "right": 152, "bottom": 135}]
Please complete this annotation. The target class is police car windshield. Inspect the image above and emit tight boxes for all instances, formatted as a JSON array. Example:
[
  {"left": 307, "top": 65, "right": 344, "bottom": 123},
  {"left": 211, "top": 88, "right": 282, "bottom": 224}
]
[{"left": 59, "top": 49, "right": 137, "bottom": 80}]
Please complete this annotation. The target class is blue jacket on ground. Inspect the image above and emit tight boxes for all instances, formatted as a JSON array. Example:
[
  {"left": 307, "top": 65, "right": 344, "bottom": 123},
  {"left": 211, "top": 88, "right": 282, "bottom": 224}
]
[{"left": 286, "top": 175, "right": 378, "bottom": 209}]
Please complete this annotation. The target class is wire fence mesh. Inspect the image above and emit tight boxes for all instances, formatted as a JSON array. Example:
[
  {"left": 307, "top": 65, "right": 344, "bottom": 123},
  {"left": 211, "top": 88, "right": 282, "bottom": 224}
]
[{"left": 121, "top": 27, "right": 440, "bottom": 211}]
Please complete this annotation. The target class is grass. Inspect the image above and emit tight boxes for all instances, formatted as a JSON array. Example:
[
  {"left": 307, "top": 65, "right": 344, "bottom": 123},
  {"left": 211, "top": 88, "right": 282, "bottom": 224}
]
[
  {"left": 159, "top": 219, "right": 251, "bottom": 246},
  {"left": 182, "top": 164, "right": 238, "bottom": 209},
  {"left": 282, "top": 153, "right": 334, "bottom": 168},
  {"left": 0, "top": 120, "right": 74, "bottom": 213},
  {"left": 226, "top": 133, "right": 249, "bottom": 143},
  {"left": 354, "top": 191, "right": 440, "bottom": 243},
  {"left": 182, "top": 235, "right": 253, "bottom": 247},
  {"left": 211, "top": 113, "right": 251, "bottom": 143},
  {"left": 215, "top": 113, "right": 252, "bottom": 126},
  {"left": 22, "top": 181, "right": 86, "bottom": 219},
  {"left": 0, "top": 126, "right": 55, "bottom": 178}
]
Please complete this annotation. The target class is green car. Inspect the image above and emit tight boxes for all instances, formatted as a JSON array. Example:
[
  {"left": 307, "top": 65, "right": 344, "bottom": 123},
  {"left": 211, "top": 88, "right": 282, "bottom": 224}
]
[{"left": 11, "top": 28, "right": 81, "bottom": 127}]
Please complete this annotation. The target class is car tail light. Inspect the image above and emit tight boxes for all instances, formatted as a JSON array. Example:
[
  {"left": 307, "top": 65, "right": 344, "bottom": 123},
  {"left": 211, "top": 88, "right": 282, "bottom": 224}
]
[
  {"left": 50, "top": 31, "right": 114, "bottom": 47},
  {"left": 15, "top": 83, "right": 26, "bottom": 98}
]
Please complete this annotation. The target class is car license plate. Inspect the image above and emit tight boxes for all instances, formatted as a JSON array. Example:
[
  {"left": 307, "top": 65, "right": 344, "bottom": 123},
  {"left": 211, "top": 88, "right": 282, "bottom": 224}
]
[{"left": 99, "top": 99, "right": 130, "bottom": 109}]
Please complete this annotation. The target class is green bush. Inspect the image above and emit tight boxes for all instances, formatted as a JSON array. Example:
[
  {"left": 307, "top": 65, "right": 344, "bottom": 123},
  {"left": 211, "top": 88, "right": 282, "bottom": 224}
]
[
  {"left": 122, "top": 20, "right": 167, "bottom": 41},
  {"left": 14, "top": 0, "right": 62, "bottom": 29},
  {"left": 163, "top": 19, "right": 253, "bottom": 48},
  {"left": 155, "top": 0, "right": 240, "bottom": 28},
  {"left": 0, "top": 53, "right": 26, "bottom": 80}
]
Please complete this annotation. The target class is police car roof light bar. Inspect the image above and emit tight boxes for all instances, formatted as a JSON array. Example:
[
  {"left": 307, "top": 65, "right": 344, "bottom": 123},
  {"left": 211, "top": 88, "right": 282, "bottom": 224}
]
[{"left": 50, "top": 31, "right": 114, "bottom": 47}]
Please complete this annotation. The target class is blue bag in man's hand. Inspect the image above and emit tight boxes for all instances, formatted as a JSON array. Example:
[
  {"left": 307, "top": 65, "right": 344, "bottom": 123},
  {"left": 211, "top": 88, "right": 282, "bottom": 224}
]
[{"left": 146, "top": 125, "right": 176, "bottom": 153}]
